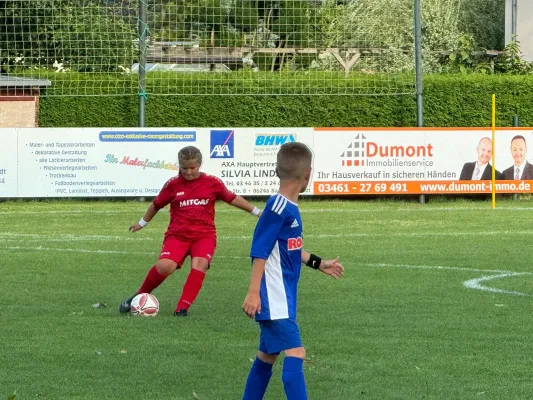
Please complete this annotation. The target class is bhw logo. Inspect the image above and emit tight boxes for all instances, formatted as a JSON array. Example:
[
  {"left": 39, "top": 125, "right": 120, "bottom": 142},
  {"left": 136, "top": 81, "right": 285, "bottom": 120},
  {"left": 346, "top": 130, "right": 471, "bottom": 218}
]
[
  {"left": 210, "top": 130, "right": 234, "bottom": 158},
  {"left": 288, "top": 237, "right": 303, "bottom": 250},
  {"left": 255, "top": 134, "right": 296, "bottom": 146}
]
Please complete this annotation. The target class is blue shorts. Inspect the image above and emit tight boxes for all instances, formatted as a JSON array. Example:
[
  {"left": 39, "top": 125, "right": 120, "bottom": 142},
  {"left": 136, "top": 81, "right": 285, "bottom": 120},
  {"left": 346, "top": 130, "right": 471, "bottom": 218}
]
[{"left": 258, "top": 319, "right": 302, "bottom": 355}]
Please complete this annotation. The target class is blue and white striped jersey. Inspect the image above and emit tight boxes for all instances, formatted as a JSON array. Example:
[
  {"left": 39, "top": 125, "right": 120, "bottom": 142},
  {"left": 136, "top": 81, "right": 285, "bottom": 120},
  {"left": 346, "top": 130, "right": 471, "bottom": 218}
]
[{"left": 250, "top": 194, "right": 303, "bottom": 321}]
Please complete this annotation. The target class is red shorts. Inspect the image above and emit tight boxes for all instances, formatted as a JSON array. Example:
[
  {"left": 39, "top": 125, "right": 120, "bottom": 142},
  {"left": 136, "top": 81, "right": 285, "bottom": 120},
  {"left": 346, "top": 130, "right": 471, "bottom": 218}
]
[{"left": 158, "top": 236, "right": 217, "bottom": 268}]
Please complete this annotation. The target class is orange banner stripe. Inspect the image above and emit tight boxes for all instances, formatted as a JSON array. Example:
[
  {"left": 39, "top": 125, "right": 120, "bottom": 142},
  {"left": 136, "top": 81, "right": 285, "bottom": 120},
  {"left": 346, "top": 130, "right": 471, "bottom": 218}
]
[{"left": 313, "top": 180, "right": 533, "bottom": 195}]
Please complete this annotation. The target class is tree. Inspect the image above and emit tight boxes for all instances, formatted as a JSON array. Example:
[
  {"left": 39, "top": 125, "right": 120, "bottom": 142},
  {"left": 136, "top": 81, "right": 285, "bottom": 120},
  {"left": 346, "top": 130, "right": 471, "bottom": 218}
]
[
  {"left": 459, "top": 0, "right": 505, "bottom": 51},
  {"left": 54, "top": 2, "right": 137, "bottom": 72},
  {"left": 0, "top": 0, "right": 136, "bottom": 73},
  {"left": 186, "top": 0, "right": 228, "bottom": 45},
  {"left": 149, "top": 0, "right": 187, "bottom": 41},
  {"left": 311, "top": 0, "right": 462, "bottom": 73},
  {"left": 229, "top": 0, "right": 259, "bottom": 34},
  {"left": 271, "top": 0, "right": 312, "bottom": 48},
  {"left": 0, "top": 0, "right": 57, "bottom": 72}
]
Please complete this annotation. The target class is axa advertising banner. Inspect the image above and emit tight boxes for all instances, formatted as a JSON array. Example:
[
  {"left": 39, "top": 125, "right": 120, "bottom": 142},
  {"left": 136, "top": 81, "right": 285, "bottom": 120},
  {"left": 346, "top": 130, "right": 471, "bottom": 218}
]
[
  {"left": 207, "top": 128, "right": 314, "bottom": 196},
  {"left": 0, "top": 128, "right": 312, "bottom": 197},
  {"left": 1, "top": 127, "right": 533, "bottom": 197}
]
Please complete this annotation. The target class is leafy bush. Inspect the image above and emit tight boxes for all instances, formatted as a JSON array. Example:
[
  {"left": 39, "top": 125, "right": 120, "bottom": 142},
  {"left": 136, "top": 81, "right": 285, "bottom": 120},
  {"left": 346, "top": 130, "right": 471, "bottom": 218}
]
[{"left": 39, "top": 74, "right": 533, "bottom": 128}]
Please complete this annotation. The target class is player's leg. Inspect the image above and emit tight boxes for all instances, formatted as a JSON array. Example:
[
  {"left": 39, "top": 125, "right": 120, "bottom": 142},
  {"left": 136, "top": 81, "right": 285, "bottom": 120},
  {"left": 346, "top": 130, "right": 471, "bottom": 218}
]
[
  {"left": 243, "top": 351, "right": 277, "bottom": 400},
  {"left": 119, "top": 257, "right": 180, "bottom": 313},
  {"left": 242, "top": 324, "right": 279, "bottom": 400},
  {"left": 260, "top": 319, "right": 306, "bottom": 400},
  {"left": 137, "top": 258, "right": 178, "bottom": 293},
  {"left": 119, "top": 237, "right": 187, "bottom": 313},
  {"left": 138, "top": 236, "right": 189, "bottom": 294},
  {"left": 174, "top": 236, "right": 215, "bottom": 315},
  {"left": 282, "top": 347, "right": 308, "bottom": 400}
]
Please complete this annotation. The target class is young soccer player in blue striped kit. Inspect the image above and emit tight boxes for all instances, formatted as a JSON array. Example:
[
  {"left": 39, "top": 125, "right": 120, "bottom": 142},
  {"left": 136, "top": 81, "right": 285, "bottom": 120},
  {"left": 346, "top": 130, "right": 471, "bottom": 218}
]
[{"left": 242, "top": 142, "right": 344, "bottom": 400}]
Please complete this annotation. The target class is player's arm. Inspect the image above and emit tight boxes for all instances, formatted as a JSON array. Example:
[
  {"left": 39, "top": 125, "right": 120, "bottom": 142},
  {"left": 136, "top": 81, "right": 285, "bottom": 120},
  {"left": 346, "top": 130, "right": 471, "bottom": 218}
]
[
  {"left": 301, "top": 249, "right": 344, "bottom": 279},
  {"left": 242, "top": 205, "right": 284, "bottom": 318},
  {"left": 242, "top": 257, "right": 266, "bottom": 318},
  {"left": 130, "top": 180, "right": 173, "bottom": 232},
  {"left": 230, "top": 195, "right": 262, "bottom": 217},
  {"left": 215, "top": 177, "right": 262, "bottom": 217},
  {"left": 129, "top": 202, "right": 159, "bottom": 232}
]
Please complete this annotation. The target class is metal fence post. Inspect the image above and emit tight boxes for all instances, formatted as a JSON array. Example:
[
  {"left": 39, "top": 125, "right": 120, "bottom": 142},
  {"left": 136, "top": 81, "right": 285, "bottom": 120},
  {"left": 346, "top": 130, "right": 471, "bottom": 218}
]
[
  {"left": 414, "top": 0, "right": 425, "bottom": 204},
  {"left": 138, "top": 0, "right": 148, "bottom": 127}
]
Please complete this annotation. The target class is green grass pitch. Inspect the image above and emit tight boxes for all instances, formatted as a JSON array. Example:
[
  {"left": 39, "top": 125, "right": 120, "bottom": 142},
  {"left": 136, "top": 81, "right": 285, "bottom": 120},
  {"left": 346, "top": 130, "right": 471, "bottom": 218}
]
[{"left": 1, "top": 199, "right": 533, "bottom": 400}]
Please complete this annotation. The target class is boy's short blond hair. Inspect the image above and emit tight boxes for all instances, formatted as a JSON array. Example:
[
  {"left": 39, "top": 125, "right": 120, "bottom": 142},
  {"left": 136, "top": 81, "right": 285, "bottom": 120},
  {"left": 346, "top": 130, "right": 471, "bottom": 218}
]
[{"left": 276, "top": 142, "right": 313, "bottom": 180}]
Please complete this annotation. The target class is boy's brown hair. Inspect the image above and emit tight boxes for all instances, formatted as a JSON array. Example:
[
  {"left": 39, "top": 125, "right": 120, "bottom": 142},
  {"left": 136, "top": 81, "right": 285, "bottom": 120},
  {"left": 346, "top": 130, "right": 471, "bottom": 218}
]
[{"left": 276, "top": 142, "right": 313, "bottom": 180}]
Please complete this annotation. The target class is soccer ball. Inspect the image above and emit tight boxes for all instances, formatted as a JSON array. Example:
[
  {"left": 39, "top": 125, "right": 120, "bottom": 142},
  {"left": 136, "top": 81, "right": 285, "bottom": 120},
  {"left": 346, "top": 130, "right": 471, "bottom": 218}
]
[{"left": 130, "top": 293, "right": 159, "bottom": 317}]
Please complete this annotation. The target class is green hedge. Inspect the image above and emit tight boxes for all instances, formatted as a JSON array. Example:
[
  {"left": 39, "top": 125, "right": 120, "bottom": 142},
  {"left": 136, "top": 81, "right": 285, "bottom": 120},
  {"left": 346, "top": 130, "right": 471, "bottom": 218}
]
[{"left": 39, "top": 74, "right": 533, "bottom": 127}]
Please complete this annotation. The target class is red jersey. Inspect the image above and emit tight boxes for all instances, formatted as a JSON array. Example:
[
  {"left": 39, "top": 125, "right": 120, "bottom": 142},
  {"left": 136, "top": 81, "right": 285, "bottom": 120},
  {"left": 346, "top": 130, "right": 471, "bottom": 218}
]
[{"left": 153, "top": 173, "right": 237, "bottom": 241}]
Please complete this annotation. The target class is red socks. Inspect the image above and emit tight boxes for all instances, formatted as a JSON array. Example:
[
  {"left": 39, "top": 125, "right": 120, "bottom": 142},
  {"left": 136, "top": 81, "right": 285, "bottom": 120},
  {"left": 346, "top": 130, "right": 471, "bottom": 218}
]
[
  {"left": 176, "top": 269, "right": 206, "bottom": 311},
  {"left": 137, "top": 266, "right": 167, "bottom": 294}
]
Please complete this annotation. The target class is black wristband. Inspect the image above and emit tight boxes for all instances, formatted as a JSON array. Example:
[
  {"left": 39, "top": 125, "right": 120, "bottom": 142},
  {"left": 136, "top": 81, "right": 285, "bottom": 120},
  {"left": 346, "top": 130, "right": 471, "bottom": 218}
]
[{"left": 306, "top": 254, "right": 322, "bottom": 270}]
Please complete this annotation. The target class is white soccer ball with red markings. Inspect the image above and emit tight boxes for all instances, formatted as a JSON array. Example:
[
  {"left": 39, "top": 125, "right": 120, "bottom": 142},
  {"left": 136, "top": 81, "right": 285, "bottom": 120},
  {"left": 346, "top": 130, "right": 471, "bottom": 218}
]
[{"left": 130, "top": 293, "right": 159, "bottom": 317}]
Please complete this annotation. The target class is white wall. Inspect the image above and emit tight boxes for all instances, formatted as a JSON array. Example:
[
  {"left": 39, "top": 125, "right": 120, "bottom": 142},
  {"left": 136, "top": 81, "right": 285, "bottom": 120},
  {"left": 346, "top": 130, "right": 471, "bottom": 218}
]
[
  {"left": 505, "top": 0, "right": 533, "bottom": 61},
  {"left": 0, "top": 100, "right": 36, "bottom": 128}
]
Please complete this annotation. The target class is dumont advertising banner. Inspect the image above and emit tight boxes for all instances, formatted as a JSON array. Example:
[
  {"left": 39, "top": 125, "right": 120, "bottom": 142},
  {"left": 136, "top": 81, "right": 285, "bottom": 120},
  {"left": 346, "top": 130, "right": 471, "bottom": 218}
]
[
  {"left": 0, "top": 127, "right": 532, "bottom": 198},
  {"left": 313, "top": 128, "right": 533, "bottom": 195}
]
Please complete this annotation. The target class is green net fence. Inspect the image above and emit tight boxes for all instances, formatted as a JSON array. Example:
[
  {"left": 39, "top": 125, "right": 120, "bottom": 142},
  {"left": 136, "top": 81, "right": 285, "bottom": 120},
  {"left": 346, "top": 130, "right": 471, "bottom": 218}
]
[{"left": 0, "top": 0, "right": 416, "bottom": 97}]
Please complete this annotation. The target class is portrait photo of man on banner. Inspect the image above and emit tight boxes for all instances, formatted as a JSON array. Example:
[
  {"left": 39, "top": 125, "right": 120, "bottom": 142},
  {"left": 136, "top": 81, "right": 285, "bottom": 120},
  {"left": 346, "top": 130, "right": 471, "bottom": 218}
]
[
  {"left": 459, "top": 137, "right": 502, "bottom": 181},
  {"left": 501, "top": 135, "right": 533, "bottom": 180}
]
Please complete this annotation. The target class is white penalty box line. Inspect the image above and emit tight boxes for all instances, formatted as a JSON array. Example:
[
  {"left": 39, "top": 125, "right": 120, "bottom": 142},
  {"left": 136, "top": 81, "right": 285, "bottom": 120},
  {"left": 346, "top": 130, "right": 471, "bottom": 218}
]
[{"left": 1, "top": 242, "right": 531, "bottom": 298}]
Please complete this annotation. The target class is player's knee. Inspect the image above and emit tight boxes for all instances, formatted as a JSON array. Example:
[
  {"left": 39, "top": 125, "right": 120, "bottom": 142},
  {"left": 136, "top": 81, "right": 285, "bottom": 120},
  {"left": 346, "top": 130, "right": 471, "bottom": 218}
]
[
  {"left": 257, "top": 351, "right": 277, "bottom": 365},
  {"left": 284, "top": 347, "right": 306, "bottom": 359},
  {"left": 155, "top": 259, "right": 177, "bottom": 276},
  {"left": 191, "top": 257, "right": 209, "bottom": 273}
]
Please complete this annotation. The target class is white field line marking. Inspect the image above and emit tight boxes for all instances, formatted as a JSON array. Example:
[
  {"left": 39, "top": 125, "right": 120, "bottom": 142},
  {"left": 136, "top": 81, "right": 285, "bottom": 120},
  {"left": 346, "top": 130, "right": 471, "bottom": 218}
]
[
  {"left": 0, "top": 233, "right": 157, "bottom": 241},
  {"left": 0, "top": 244, "right": 530, "bottom": 297},
  {"left": 0, "top": 245, "right": 245, "bottom": 259},
  {"left": 303, "top": 207, "right": 533, "bottom": 212},
  {"left": 368, "top": 263, "right": 532, "bottom": 297},
  {"left": 2, "top": 206, "right": 533, "bottom": 216},
  {"left": 2, "top": 230, "right": 533, "bottom": 242},
  {"left": 366, "top": 263, "right": 515, "bottom": 274},
  {"left": 463, "top": 273, "right": 528, "bottom": 297},
  {"left": 0, "top": 210, "right": 143, "bottom": 215},
  {"left": 0, "top": 246, "right": 528, "bottom": 284},
  {"left": 2, "top": 245, "right": 152, "bottom": 256}
]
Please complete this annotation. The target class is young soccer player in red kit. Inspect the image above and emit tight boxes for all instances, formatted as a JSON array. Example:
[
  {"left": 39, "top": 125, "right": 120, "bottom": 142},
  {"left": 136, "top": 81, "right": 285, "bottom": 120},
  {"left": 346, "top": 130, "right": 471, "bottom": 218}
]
[{"left": 119, "top": 146, "right": 262, "bottom": 316}]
